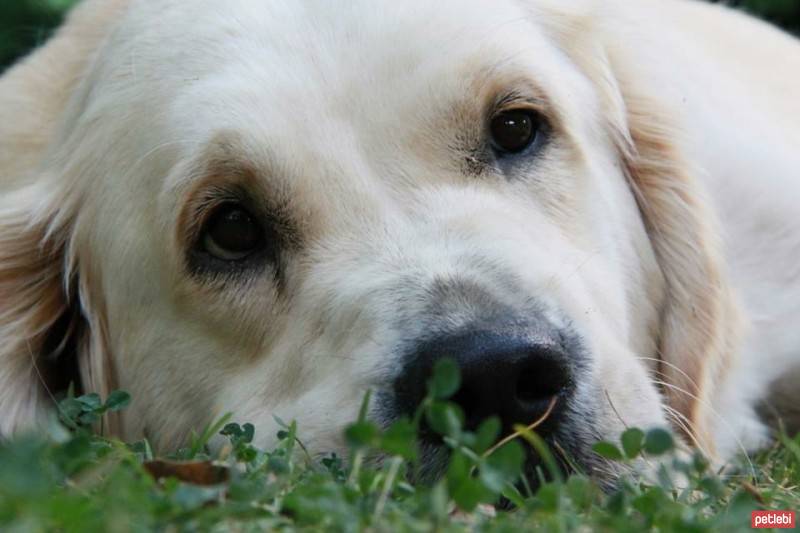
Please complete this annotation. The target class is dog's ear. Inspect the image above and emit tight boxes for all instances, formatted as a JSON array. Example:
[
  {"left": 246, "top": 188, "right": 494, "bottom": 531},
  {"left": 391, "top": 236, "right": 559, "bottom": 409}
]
[
  {"left": 594, "top": 50, "right": 742, "bottom": 454},
  {"left": 0, "top": 0, "right": 128, "bottom": 437},
  {"left": 618, "top": 89, "right": 741, "bottom": 453},
  {"left": 0, "top": 186, "right": 77, "bottom": 435},
  {"left": 0, "top": 0, "right": 129, "bottom": 179},
  {"left": 530, "top": 3, "right": 742, "bottom": 453}
]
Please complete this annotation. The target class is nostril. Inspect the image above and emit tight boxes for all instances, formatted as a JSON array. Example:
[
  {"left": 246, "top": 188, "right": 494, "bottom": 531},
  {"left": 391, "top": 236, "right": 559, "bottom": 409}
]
[
  {"left": 452, "top": 387, "right": 477, "bottom": 417},
  {"left": 452, "top": 381, "right": 492, "bottom": 430},
  {"left": 514, "top": 355, "right": 571, "bottom": 406},
  {"left": 396, "top": 330, "right": 577, "bottom": 438}
]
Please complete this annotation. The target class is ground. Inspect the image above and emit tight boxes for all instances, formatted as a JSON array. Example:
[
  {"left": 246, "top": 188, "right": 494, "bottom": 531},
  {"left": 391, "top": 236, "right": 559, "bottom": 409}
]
[{"left": 1, "top": 363, "right": 798, "bottom": 532}]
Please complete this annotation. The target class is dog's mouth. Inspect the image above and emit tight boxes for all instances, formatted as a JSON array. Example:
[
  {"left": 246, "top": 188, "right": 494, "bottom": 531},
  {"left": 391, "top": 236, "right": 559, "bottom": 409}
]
[
  {"left": 395, "top": 413, "right": 613, "bottom": 506},
  {"left": 374, "top": 379, "right": 613, "bottom": 503}
]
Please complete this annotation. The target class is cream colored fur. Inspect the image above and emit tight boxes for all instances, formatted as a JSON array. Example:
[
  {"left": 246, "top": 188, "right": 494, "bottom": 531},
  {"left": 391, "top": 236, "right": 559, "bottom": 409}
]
[{"left": 1, "top": 0, "right": 798, "bottom": 468}]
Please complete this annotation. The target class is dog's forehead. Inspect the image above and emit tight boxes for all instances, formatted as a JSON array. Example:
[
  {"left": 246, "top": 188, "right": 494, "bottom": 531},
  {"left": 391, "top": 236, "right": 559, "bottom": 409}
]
[
  {"left": 137, "top": 0, "right": 534, "bottom": 65},
  {"left": 93, "top": 0, "right": 593, "bottom": 202},
  {"left": 120, "top": 0, "right": 557, "bottom": 131}
]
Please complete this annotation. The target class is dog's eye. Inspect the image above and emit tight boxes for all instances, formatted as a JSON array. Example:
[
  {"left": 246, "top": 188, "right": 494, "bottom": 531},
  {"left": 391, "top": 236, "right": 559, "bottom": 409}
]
[
  {"left": 202, "top": 203, "right": 264, "bottom": 261},
  {"left": 490, "top": 110, "right": 541, "bottom": 155}
]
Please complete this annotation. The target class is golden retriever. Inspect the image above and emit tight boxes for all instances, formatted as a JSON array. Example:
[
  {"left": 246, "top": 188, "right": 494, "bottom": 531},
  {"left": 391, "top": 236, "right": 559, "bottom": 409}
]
[{"left": 1, "top": 0, "right": 799, "bottom": 483}]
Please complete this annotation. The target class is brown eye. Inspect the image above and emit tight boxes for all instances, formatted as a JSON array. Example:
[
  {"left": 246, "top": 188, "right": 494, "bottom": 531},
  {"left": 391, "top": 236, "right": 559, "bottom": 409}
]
[
  {"left": 490, "top": 110, "right": 540, "bottom": 154},
  {"left": 202, "top": 203, "right": 263, "bottom": 260}
]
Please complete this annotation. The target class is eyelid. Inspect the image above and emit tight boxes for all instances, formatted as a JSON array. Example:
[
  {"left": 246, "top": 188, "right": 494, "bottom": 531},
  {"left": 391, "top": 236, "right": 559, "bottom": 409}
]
[
  {"left": 491, "top": 91, "right": 547, "bottom": 116},
  {"left": 183, "top": 185, "right": 249, "bottom": 247}
]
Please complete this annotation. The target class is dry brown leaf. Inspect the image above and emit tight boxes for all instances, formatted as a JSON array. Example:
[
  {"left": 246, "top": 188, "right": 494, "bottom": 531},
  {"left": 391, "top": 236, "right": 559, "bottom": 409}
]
[{"left": 143, "top": 460, "right": 230, "bottom": 486}]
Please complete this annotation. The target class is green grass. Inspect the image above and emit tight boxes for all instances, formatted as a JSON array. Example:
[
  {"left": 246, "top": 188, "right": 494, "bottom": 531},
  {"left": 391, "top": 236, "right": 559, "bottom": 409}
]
[
  {"left": 0, "top": 0, "right": 80, "bottom": 72},
  {"left": 1, "top": 361, "right": 798, "bottom": 532}
]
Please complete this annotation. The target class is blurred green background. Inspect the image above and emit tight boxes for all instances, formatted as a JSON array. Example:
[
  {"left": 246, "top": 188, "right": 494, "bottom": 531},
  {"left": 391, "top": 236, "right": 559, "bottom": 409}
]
[
  {"left": 1, "top": 0, "right": 799, "bottom": 73},
  {"left": 1, "top": 0, "right": 78, "bottom": 72}
]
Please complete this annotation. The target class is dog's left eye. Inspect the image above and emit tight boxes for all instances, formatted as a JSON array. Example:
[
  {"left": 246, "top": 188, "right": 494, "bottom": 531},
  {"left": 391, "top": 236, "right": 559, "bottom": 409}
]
[
  {"left": 490, "top": 109, "right": 541, "bottom": 155},
  {"left": 201, "top": 203, "right": 264, "bottom": 261}
]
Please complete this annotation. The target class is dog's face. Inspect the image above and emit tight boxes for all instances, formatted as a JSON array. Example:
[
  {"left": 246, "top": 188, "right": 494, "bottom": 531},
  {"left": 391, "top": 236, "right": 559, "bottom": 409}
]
[{"left": 1, "top": 0, "right": 739, "bottom": 483}]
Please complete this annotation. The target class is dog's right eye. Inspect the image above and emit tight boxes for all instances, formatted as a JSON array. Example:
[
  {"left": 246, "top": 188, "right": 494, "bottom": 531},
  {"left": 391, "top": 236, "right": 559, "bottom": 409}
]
[{"left": 201, "top": 203, "right": 264, "bottom": 261}]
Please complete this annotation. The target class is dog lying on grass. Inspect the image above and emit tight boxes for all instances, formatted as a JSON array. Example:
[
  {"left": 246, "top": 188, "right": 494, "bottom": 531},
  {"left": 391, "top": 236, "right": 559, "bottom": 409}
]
[{"left": 1, "top": 0, "right": 799, "bottom": 486}]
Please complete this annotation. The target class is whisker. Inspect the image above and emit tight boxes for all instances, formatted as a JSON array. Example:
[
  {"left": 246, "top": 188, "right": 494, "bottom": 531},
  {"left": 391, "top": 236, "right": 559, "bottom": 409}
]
[
  {"left": 649, "top": 378, "right": 757, "bottom": 477},
  {"left": 636, "top": 355, "right": 701, "bottom": 391},
  {"left": 661, "top": 403, "right": 704, "bottom": 453}
]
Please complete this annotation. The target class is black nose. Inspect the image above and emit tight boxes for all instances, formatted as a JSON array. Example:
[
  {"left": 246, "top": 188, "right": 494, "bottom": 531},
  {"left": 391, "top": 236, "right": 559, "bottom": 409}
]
[{"left": 395, "top": 330, "right": 574, "bottom": 435}]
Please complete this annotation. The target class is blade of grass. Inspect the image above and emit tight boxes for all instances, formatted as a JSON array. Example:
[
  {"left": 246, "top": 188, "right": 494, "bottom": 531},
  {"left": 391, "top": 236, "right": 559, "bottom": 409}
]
[
  {"left": 189, "top": 413, "right": 233, "bottom": 459},
  {"left": 483, "top": 396, "right": 558, "bottom": 459}
]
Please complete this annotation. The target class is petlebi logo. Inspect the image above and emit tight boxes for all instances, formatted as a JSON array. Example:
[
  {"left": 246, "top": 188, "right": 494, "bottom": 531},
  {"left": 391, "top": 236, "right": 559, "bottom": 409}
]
[{"left": 751, "top": 511, "right": 796, "bottom": 529}]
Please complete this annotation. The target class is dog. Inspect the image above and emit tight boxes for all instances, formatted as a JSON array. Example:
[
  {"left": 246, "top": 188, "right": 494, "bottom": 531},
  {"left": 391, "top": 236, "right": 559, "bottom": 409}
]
[{"left": 1, "top": 0, "right": 799, "bottom": 484}]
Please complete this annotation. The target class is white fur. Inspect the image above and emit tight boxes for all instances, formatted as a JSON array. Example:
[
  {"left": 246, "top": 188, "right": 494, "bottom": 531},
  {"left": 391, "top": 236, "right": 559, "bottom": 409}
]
[{"left": 1, "top": 0, "right": 798, "bottom": 469}]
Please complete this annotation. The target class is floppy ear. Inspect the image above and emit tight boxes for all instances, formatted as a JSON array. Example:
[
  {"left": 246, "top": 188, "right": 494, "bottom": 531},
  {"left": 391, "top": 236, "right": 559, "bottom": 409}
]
[
  {"left": 598, "top": 55, "right": 743, "bottom": 454},
  {"left": 530, "top": 2, "right": 742, "bottom": 453},
  {"left": 0, "top": 0, "right": 128, "bottom": 437},
  {"left": 619, "top": 89, "right": 742, "bottom": 453},
  {"left": 0, "top": 186, "right": 78, "bottom": 435}
]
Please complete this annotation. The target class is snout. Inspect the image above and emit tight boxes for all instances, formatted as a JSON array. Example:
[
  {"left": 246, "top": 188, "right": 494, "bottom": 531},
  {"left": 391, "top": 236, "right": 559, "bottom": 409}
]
[{"left": 394, "top": 326, "right": 577, "bottom": 436}]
